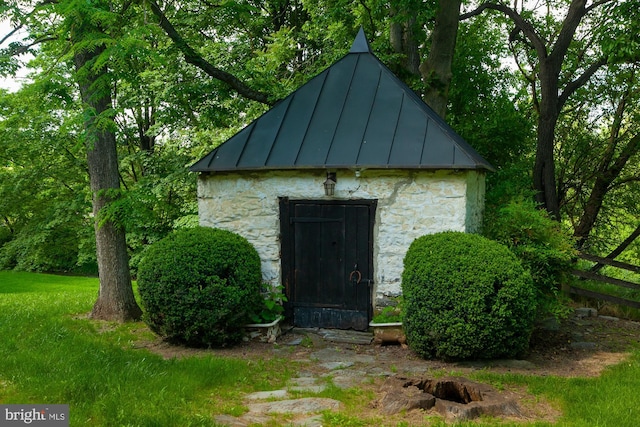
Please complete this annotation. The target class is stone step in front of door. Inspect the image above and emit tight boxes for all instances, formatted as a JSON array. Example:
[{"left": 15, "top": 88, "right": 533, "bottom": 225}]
[{"left": 294, "top": 328, "right": 374, "bottom": 345}]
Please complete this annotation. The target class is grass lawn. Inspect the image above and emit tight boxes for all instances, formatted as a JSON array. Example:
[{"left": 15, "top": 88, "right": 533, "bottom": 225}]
[
  {"left": 0, "top": 271, "right": 293, "bottom": 426},
  {"left": 1, "top": 271, "right": 640, "bottom": 426}
]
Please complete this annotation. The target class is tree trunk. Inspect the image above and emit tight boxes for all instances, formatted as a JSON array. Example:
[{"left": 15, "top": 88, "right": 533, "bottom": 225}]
[
  {"left": 419, "top": 0, "right": 462, "bottom": 119},
  {"left": 574, "top": 133, "right": 640, "bottom": 247},
  {"left": 74, "top": 42, "right": 142, "bottom": 322},
  {"left": 461, "top": 0, "right": 599, "bottom": 219},
  {"left": 390, "top": 12, "right": 420, "bottom": 76},
  {"left": 573, "top": 176, "right": 608, "bottom": 247},
  {"left": 574, "top": 72, "right": 640, "bottom": 247},
  {"left": 533, "top": 60, "right": 561, "bottom": 219}
]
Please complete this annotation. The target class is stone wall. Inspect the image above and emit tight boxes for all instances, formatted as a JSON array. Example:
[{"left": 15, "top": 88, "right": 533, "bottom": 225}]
[{"left": 197, "top": 169, "right": 485, "bottom": 304}]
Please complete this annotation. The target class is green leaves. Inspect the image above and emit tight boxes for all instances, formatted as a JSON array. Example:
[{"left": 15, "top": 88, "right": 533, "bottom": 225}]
[
  {"left": 597, "top": 0, "right": 640, "bottom": 64},
  {"left": 137, "top": 227, "right": 264, "bottom": 347},
  {"left": 484, "top": 197, "right": 577, "bottom": 317},
  {"left": 402, "top": 231, "right": 536, "bottom": 361},
  {"left": 0, "top": 80, "right": 93, "bottom": 273},
  {"left": 249, "top": 284, "right": 287, "bottom": 324}
]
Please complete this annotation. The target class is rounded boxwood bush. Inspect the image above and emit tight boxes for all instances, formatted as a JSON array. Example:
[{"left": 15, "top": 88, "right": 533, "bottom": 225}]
[
  {"left": 137, "top": 227, "right": 263, "bottom": 347},
  {"left": 402, "top": 231, "right": 536, "bottom": 361}
]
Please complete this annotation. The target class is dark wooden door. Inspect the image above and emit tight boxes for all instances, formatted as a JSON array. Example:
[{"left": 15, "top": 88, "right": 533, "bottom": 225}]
[{"left": 280, "top": 199, "right": 376, "bottom": 330}]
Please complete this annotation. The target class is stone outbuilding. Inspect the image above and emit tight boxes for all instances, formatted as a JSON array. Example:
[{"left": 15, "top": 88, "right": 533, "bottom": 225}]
[{"left": 190, "top": 29, "right": 493, "bottom": 330}]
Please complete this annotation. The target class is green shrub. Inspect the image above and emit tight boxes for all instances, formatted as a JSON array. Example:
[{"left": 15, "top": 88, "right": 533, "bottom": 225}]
[
  {"left": 402, "top": 231, "right": 536, "bottom": 361},
  {"left": 249, "top": 284, "right": 287, "bottom": 324},
  {"left": 0, "top": 222, "right": 89, "bottom": 273},
  {"left": 137, "top": 227, "right": 263, "bottom": 347},
  {"left": 371, "top": 297, "right": 404, "bottom": 323},
  {"left": 483, "top": 198, "right": 576, "bottom": 317}
]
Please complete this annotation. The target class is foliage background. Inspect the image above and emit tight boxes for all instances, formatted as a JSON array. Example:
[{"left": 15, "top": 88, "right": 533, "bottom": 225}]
[{"left": 1, "top": 0, "right": 639, "bottom": 275}]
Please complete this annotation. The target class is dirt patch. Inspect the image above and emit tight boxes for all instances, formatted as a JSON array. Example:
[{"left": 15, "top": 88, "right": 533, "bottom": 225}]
[
  {"left": 524, "top": 313, "right": 639, "bottom": 377},
  {"left": 136, "top": 312, "right": 639, "bottom": 378}
]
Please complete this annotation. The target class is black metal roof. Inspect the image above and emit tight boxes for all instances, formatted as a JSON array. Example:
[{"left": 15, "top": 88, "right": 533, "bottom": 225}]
[{"left": 190, "top": 28, "right": 493, "bottom": 173}]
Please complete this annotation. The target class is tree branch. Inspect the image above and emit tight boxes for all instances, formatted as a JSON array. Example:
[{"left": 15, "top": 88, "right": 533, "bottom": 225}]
[
  {"left": 590, "top": 223, "right": 640, "bottom": 272},
  {"left": 0, "top": 24, "right": 24, "bottom": 47},
  {"left": 147, "top": 0, "right": 274, "bottom": 106},
  {"left": 460, "top": 2, "right": 547, "bottom": 61},
  {"left": 611, "top": 175, "right": 640, "bottom": 187},
  {"left": 2, "top": 216, "right": 15, "bottom": 234},
  {"left": 585, "top": 0, "right": 616, "bottom": 14},
  {"left": 1, "top": 0, "right": 59, "bottom": 47},
  {"left": 551, "top": 0, "right": 588, "bottom": 64},
  {"left": 4, "top": 36, "right": 58, "bottom": 57},
  {"left": 605, "top": 133, "right": 640, "bottom": 186},
  {"left": 558, "top": 56, "right": 608, "bottom": 108}
]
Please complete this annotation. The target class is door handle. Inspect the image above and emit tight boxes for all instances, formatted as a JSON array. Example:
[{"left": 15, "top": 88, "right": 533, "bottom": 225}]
[{"left": 349, "top": 269, "right": 362, "bottom": 285}]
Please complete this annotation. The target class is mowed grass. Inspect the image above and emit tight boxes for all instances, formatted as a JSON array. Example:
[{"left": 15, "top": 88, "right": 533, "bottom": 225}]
[
  {"left": 0, "top": 271, "right": 292, "bottom": 426},
  {"left": 2, "top": 271, "right": 640, "bottom": 426}
]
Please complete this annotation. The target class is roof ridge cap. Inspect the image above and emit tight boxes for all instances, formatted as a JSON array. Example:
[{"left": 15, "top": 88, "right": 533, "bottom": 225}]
[{"left": 350, "top": 27, "right": 372, "bottom": 53}]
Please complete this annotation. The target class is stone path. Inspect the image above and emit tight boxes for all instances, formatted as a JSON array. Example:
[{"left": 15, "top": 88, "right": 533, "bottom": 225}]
[
  {"left": 213, "top": 329, "right": 393, "bottom": 426},
  {"left": 212, "top": 309, "right": 612, "bottom": 426},
  {"left": 213, "top": 328, "right": 535, "bottom": 426},
  {"left": 213, "top": 328, "right": 522, "bottom": 426}
]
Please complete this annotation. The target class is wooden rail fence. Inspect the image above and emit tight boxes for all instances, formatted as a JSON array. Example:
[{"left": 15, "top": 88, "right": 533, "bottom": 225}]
[{"left": 570, "top": 253, "right": 640, "bottom": 309}]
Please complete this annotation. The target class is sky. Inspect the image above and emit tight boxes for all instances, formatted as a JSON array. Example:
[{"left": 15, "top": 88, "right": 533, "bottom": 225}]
[{"left": 0, "top": 19, "right": 31, "bottom": 91}]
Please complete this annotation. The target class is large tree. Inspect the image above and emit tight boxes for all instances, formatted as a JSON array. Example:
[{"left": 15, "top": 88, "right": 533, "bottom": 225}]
[
  {"left": 419, "top": 0, "right": 462, "bottom": 118},
  {"left": 0, "top": 0, "right": 301, "bottom": 320},
  {"left": 68, "top": 0, "right": 142, "bottom": 320},
  {"left": 461, "top": 0, "right": 635, "bottom": 221},
  {"left": 1, "top": 0, "right": 188, "bottom": 320}
]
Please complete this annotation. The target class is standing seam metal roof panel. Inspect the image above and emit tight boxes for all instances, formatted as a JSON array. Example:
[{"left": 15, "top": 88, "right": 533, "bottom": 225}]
[
  {"left": 236, "top": 97, "right": 290, "bottom": 168},
  {"left": 325, "top": 55, "right": 381, "bottom": 166},
  {"left": 357, "top": 70, "right": 404, "bottom": 166},
  {"left": 296, "top": 55, "right": 358, "bottom": 167},
  {"left": 190, "top": 28, "right": 494, "bottom": 172},
  {"left": 204, "top": 121, "right": 253, "bottom": 170},
  {"left": 388, "top": 96, "right": 429, "bottom": 165},
  {"left": 264, "top": 74, "right": 325, "bottom": 168}
]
